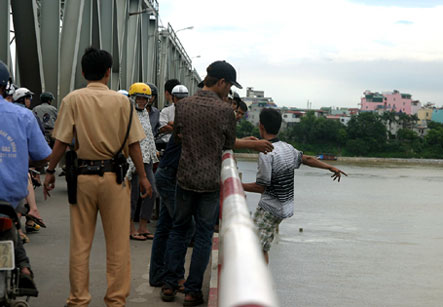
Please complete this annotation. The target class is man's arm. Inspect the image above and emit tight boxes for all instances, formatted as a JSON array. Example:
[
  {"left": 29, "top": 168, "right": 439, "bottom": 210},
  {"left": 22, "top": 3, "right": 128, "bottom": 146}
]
[
  {"left": 158, "top": 122, "right": 173, "bottom": 134},
  {"left": 234, "top": 137, "right": 274, "bottom": 153},
  {"left": 302, "top": 155, "right": 347, "bottom": 182},
  {"left": 158, "top": 106, "right": 173, "bottom": 133},
  {"left": 29, "top": 156, "right": 51, "bottom": 168},
  {"left": 242, "top": 182, "right": 266, "bottom": 194},
  {"left": 128, "top": 142, "right": 152, "bottom": 198},
  {"left": 43, "top": 139, "right": 69, "bottom": 199}
]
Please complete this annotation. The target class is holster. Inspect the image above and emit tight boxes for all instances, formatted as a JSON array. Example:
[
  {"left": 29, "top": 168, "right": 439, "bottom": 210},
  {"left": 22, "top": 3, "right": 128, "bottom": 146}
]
[
  {"left": 65, "top": 150, "right": 78, "bottom": 204},
  {"left": 112, "top": 153, "right": 129, "bottom": 185}
]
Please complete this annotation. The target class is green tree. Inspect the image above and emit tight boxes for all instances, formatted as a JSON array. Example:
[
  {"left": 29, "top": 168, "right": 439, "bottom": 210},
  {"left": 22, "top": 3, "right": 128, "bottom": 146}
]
[
  {"left": 423, "top": 123, "right": 443, "bottom": 157},
  {"left": 396, "top": 128, "right": 422, "bottom": 156},
  {"left": 236, "top": 119, "right": 259, "bottom": 139},
  {"left": 381, "top": 111, "right": 397, "bottom": 139},
  {"left": 279, "top": 111, "right": 346, "bottom": 154},
  {"left": 345, "top": 112, "right": 387, "bottom": 155}
]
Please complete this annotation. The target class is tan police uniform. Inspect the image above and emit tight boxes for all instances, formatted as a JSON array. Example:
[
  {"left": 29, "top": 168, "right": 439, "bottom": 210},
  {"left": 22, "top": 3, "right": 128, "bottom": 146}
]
[{"left": 53, "top": 82, "right": 145, "bottom": 307}]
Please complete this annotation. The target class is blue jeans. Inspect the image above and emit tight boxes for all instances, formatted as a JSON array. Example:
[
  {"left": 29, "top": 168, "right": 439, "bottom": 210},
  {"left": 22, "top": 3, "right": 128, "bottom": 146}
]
[
  {"left": 164, "top": 185, "right": 219, "bottom": 294},
  {"left": 149, "top": 167, "right": 193, "bottom": 286}
]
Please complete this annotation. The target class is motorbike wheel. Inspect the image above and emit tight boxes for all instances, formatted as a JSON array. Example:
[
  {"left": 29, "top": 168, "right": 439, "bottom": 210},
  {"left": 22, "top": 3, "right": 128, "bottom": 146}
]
[{"left": 11, "top": 300, "right": 29, "bottom": 307}]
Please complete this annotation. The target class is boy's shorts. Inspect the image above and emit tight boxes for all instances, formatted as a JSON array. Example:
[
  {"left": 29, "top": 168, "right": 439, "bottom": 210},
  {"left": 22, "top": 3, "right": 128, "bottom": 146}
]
[{"left": 253, "top": 206, "right": 283, "bottom": 252}]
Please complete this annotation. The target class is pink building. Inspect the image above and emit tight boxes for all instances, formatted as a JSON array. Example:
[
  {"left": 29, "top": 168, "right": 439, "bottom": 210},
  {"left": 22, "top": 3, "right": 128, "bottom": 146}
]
[{"left": 360, "top": 90, "right": 421, "bottom": 115}]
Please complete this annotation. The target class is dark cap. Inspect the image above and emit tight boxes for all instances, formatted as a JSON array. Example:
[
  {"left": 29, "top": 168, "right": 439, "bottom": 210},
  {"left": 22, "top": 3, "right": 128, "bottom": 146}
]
[
  {"left": 206, "top": 61, "right": 242, "bottom": 89},
  {"left": 40, "top": 91, "right": 55, "bottom": 102}
]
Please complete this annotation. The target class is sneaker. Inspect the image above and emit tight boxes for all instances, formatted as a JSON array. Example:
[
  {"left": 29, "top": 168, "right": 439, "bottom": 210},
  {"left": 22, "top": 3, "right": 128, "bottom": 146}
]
[{"left": 183, "top": 292, "right": 204, "bottom": 306}]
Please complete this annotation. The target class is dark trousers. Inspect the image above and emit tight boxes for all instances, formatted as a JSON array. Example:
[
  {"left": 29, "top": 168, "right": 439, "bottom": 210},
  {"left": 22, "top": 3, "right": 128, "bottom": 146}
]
[
  {"left": 164, "top": 185, "right": 219, "bottom": 294},
  {"left": 130, "top": 162, "right": 157, "bottom": 221},
  {"left": 149, "top": 167, "right": 193, "bottom": 286}
]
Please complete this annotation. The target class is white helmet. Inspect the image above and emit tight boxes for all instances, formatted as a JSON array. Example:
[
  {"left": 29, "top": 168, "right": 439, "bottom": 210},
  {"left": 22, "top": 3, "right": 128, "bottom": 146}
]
[
  {"left": 171, "top": 85, "right": 189, "bottom": 99},
  {"left": 13, "top": 87, "right": 34, "bottom": 102},
  {"left": 117, "top": 89, "right": 129, "bottom": 97}
]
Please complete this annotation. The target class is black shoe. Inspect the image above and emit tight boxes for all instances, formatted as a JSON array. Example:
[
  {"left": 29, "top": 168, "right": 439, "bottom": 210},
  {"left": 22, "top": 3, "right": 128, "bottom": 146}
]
[
  {"left": 183, "top": 292, "right": 204, "bottom": 306},
  {"left": 18, "top": 272, "right": 39, "bottom": 297}
]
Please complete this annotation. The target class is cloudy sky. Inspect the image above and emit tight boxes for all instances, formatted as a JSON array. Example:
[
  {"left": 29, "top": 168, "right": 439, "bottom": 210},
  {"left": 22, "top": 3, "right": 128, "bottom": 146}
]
[{"left": 158, "top": 0, "right": 443, "bottom": 109}]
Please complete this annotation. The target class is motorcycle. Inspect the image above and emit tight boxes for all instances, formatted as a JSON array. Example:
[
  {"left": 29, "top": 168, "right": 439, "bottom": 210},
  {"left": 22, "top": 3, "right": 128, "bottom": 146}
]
[{"left": 0, "top": 203, "right": 37, "bottom": 307}]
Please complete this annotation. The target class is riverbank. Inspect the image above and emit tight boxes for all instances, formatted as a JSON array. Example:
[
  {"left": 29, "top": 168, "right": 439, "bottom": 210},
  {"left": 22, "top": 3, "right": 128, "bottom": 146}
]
[{"left": 234, "top": 152, "right": 443, "bottom": 165}]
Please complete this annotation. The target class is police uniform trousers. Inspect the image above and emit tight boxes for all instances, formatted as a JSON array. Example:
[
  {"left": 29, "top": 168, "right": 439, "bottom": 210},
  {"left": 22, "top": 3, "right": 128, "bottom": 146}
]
[{"left": 67, "top": 172, "right": 131, "bottom": 307}]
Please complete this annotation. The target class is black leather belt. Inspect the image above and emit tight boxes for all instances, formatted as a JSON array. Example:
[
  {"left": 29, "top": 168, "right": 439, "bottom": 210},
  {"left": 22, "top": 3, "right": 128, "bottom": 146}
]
[{"left": 77, "top": 159, "right": 114, "bottom": 175}]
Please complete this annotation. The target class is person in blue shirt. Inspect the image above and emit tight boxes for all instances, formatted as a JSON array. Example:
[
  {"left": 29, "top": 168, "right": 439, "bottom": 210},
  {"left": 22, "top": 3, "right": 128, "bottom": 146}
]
[{"left": 0, "top": 60, "right": 51, "bottom": 294}]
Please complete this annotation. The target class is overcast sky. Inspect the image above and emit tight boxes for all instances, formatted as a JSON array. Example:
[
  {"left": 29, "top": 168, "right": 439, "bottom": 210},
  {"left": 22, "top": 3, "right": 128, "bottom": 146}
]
[{"left": 158, "top": 0, "right": 443, "bottom": 109}]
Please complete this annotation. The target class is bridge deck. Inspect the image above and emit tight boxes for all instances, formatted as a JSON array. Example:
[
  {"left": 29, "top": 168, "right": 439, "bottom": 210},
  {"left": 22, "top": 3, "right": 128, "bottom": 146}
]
[{"left": 27, "top": 174, "right": 210, "bottom": 307}]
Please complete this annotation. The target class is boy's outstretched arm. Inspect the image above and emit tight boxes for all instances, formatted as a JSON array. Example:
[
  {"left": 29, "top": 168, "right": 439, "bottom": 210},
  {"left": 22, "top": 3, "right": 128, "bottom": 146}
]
[
  {"left": 242, "top": 182, "right": 266, "bottom": 194},
  {"left": 302, "top": 155, "right": 347, "bottom": 182}
]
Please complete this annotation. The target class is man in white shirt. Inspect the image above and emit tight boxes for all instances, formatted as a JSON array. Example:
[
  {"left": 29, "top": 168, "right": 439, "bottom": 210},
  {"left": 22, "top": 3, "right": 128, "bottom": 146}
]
[{"left": 157, "top": 79, "right": 180, "bottom": 147}]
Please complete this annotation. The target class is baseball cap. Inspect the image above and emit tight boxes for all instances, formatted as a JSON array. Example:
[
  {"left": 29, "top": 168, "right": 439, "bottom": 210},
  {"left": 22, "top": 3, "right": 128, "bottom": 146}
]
[
  {"left": 171, "top": 85, "right": 189, "bottom": 98},
  {"left": 206, "top": 61, "right": 242, "bottom": 89}
]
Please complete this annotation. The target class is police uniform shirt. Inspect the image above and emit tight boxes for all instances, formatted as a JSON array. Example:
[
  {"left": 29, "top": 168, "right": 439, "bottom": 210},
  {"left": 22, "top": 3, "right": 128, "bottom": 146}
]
[{"left": 53, "top": 83, "right": 145, "bottom": 160}]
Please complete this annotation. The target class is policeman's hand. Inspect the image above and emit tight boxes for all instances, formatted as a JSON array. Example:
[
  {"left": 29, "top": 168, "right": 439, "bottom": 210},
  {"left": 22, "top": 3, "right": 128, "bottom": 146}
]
[
  {"left": 139, "top": 176, "right": 153, "bottom": 199},
  {"left": 242, "top": 136, "right": 258, "bottom": 141},
  {"left": 254, "top": 139, "right": 274, "bottom": 154},
  {"left": 329, "top": 167, "right": 347, "bottom": 182},
  {"left": 43, "top": 173, "right": 56, "bottom": 200}
]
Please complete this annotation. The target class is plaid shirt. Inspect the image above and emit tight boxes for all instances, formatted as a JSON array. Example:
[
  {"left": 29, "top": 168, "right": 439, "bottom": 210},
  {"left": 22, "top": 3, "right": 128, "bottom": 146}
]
[{"left": 174, "top": 90, "right": 236, "bottom": 192}]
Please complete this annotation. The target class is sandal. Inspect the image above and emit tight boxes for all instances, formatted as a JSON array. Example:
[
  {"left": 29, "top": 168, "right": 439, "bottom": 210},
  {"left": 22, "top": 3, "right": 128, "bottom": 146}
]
[
  {"left": 26, "top": 215, "right": 46, "bottom": 228},
  {"left": 178, "top": 279, "right": 186, "bottom": 293},
  {"left": 139, "top": 232, "right": 154, "bottom": 240},
  {"left": 160, "top": 285, "right": 176, "bottom": 302},
  {"left": 25, "top": 222, "right": 40, "bottom": 233},
  {"left": 19, "top": 232, "right": 30, "bottom": 244},
  {"left": 130, "top": 234, "right": 147, "bottom": 241},
  {"left": 183, "top": 292, "right": 204, "bottom": 306}
]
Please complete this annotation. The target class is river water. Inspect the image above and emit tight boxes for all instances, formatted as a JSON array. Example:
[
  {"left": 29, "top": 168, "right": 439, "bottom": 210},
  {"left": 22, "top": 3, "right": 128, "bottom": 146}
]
[{"left": 237, "top": 160, "right": 443, "bottom": 307}]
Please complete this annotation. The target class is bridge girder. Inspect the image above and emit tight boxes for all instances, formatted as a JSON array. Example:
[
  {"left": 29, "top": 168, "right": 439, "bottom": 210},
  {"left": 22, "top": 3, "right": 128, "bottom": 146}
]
[{"left": 0, "top": 0, "right": 201, "bottom": 108}]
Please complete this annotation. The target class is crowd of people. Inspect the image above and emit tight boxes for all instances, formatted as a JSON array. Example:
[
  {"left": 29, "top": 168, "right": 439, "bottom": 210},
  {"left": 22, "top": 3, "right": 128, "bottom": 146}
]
[{"left": 1, "top": 46, "right": 346, "bottom": 307}]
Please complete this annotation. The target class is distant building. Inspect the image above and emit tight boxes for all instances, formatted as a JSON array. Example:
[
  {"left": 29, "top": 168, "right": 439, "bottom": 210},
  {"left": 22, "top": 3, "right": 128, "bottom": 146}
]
[
  {"left": 246, "top": 87, "right": 264, "bottom": 99},
  {"left": 360, "top": 90, "right": 421, "bottom": 115},
  {"left": 417, "top": 107, "right": 434, "bottom": 122},
  {"left": 431, "top": 109, "right": 443, "bottom": 124},
  {"left": 247, "top": 101, "right": 278, "bottom": 126},
  {"left": 243, "top": 87, "right": 278, "bottom": 126},
  {"left": 242, "top": 87, "right": 275, "bottom": 107},
  {"left": 281, "top": 110, "right": 305, "bottom": 129},
  {"left": 325, "top": 114, "right": 351, "bottom": 126}
]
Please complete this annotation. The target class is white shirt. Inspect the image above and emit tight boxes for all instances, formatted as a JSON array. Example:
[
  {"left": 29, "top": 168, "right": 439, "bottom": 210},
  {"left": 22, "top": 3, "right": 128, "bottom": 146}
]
[
  {"left": 158, "top": 104, "right": 175, "bottom": 143},
  {"left": 256, "top": 140, "right": 303, "bottom": 219}
]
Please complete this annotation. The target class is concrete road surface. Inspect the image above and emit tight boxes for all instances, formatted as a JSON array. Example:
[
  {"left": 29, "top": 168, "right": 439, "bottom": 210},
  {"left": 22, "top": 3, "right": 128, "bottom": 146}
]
[{"left": 25, "top": 174, "right": 209, "bottom": 307}]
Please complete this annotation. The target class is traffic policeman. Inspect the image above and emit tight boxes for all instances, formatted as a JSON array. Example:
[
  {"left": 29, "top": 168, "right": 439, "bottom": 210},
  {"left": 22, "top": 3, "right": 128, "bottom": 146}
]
[{"left": 43, "top": 47, "right": 152, "bottom": 307}]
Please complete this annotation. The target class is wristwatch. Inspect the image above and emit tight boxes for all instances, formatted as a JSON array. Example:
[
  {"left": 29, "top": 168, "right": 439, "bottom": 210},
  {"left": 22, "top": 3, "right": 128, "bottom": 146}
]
[{"left": 46, "top": 168, "right": 56, "bottom": 174}]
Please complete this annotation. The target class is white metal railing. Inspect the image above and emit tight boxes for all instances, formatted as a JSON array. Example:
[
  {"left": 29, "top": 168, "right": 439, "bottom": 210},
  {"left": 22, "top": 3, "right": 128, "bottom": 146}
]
[{"left": 218, "top": 150, "right": 279, "bottom": 307}]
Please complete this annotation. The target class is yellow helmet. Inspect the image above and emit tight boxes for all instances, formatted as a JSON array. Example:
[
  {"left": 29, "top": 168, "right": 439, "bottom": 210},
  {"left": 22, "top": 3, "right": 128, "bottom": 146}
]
[{"left": 128, "top": 82, "right": 152, "bottom": 98}]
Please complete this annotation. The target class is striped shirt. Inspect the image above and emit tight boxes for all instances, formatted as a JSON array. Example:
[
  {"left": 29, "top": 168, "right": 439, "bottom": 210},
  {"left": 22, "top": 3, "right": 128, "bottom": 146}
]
[{"left": 256, "top": 139, "right": 303, "bottom": 219}]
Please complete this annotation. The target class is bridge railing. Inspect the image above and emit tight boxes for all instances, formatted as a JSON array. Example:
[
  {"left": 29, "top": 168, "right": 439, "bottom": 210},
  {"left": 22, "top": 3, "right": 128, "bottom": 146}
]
[{"left": 217, "top": 150, "right": 279, "bottom": 307}]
